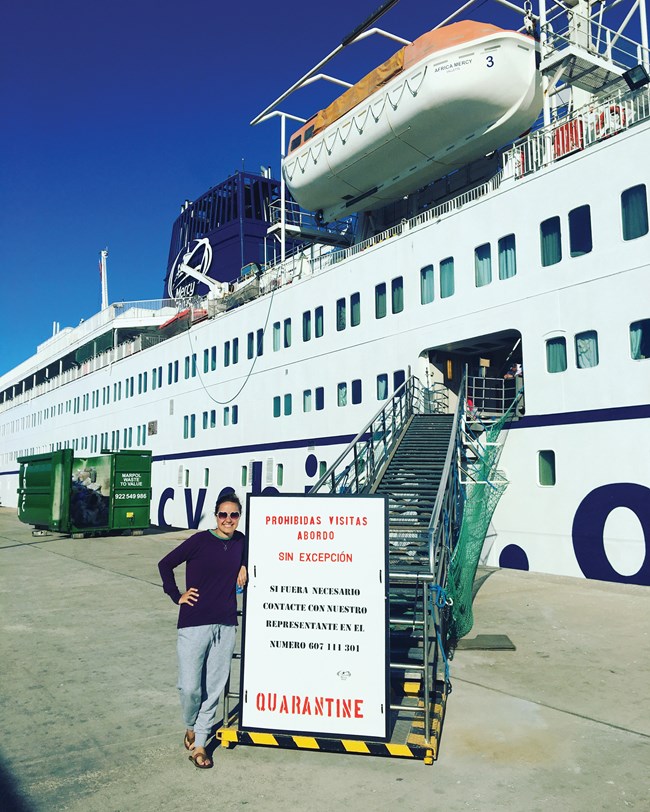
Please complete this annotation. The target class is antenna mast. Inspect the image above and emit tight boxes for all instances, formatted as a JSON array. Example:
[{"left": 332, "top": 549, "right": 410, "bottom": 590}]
[{"left": 100, "top": 249, "right": 109, "bottom": 310}]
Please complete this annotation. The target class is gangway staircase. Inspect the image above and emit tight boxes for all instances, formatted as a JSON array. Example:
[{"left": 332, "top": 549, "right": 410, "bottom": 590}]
[{"left": 218, "top": 376, "right": 517, "bottom": 764}]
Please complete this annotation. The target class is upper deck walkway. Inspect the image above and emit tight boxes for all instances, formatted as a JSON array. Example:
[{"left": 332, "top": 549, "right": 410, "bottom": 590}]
[{"left": 1, "top": 506, "right": 647, "bottom": 810}]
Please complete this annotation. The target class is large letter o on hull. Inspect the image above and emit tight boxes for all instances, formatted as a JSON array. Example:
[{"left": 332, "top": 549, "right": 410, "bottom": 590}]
[{"left": 572, "top": 483, "right": 650, "bottom": 585}]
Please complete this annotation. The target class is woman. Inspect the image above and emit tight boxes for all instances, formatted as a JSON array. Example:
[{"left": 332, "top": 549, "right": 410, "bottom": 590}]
[{"left": 158, "top": 492, "right": 247, "bottom": 769}]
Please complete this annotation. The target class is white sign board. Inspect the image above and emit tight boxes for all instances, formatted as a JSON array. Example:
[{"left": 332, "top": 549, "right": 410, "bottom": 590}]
[{"left": 240, "top": 494, "right": 389, "bottom": 740}]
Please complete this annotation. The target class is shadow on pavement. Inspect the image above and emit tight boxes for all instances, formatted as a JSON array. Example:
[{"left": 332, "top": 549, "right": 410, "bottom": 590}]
[{"left": 0, "top": 756, "right": 35, "bottom": 812}]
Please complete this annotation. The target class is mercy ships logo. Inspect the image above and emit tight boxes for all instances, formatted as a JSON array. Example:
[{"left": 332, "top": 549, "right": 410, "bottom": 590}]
[{"left": 167, "top": 238, "right": 214, "bottom": 300}]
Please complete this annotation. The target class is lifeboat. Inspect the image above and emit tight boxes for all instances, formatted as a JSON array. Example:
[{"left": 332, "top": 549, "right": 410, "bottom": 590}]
[{"left": 283, "top": 21, "right": 542, "bottom": 222}]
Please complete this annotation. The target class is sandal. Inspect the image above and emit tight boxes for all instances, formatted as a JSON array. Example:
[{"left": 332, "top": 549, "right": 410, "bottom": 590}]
[
  {"left": 188, "top": 749, "right": 213, "bottom": 769},
  {"left": 183, "top": 731, "right": 195, "bottom": 751}
]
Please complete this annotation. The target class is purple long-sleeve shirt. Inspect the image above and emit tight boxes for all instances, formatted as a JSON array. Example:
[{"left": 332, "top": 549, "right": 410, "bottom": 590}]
[{"left": 158, "top": 529, "right": 245, "bottom": 628}]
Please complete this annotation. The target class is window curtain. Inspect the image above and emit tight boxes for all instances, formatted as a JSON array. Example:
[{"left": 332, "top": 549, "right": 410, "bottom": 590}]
[
  {"left": 337, "top": 383, "right": 347, "bottom": 407},
  {"left": 377, "top": 375, "right": 388, "bottom": 400},
  {"left": 336, "top": 299, "right": 346, "bottom": 331},
  {"left": 575, "top": 331, "right": 599, "bottom": 368},
  {"left": 420, "top": 266, "right": 434, "bottom": 303},
  {"left": 541, "top": 217, "right": 562, "bottom": 266},
  {"left": 474, "top": 243, "right": 492, "bottom": 286},
  {"left": 440, "top": 257, "right": 455, "bottom": 298},
  {"left": 629, "top": 320, "right": 649, "bottom": 359},
  {"left": 375, "top": 284, "right": 387, "bottom": 318},
  {"left": 351, "top": 293, "right": 361, "bottom": 326},
  {"left": 391, "top": 278, "right": 404, "bottom": 313},
  {"left": 546, "top": 337, "right": 567, "bottom": 372},
  {"left": 498, "top": 235, "right": 517, "bottom": 279},
  {"left": 622, "top": 185, "right": 649, "bottom": 240}
]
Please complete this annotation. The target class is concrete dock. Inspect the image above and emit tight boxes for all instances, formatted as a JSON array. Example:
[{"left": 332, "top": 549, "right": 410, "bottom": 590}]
[{"left": 1, "top": 506, "right": 648, "bottom": 811}]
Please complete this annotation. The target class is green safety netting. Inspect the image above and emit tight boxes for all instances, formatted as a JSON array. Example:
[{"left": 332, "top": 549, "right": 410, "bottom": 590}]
[{"left": 445, "top": 403, "right": 517, "bottom": 643}]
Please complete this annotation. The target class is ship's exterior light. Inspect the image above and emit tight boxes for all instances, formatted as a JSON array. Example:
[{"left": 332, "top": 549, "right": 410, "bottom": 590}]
[{"left": 623, "top": 64, "right": 650, "bottom": 90}]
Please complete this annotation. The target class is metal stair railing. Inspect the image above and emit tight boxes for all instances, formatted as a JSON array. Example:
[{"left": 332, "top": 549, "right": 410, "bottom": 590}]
[{"left": 310, "top": 376, "right": 444, "bottom": 496}]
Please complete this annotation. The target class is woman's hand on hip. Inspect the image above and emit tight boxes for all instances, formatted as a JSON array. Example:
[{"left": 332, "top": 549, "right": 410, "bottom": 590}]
[
  {"left": 237, "top": 566, "right": 247, "bottom": 588},
  {"left": 179, "top": 587, "right": 199, "bottom": 606}
]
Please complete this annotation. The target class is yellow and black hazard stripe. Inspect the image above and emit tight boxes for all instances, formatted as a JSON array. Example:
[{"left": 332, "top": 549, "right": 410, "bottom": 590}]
[{"left": 216, "top": 727, "right": 437, "bottom": 764}]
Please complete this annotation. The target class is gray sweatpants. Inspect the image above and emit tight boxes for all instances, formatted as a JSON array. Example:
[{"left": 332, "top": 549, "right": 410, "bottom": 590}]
[{"left": 177, "top": 623, "right": 236, "bottom": 748}]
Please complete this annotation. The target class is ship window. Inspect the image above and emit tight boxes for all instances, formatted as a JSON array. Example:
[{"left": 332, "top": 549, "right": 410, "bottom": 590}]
[
  {"left": 351, "top": 379, "right": 362, "bottom": 404},
  {"left": 224, "top": 341, "right": 231, "bottom": 366},
  {"left": 256, "top": 328, "right": 264, "bottom": 356},
  {"left": 183, "top": 415, "right": 189, "bottom": 439},
  {"left": 184, "top": 356, "right": 190, "bottom": 379},
  {"left": 284, "top": 318, "right": 292, "bottom": 348},
  {"left": 210, "top": 409, "right": 216, "bottom": 428},
  {"left": 377, "top": 374, "right": 388, "bottom": 400},
  {"left": 440, "top": 257, "right": 455, "bottom": 298},
  {"left": 546, "top": 337, "right": 567, "bottom": 372},
  {"left": 191, "top": 354, "right": 197, "bottom": 377},
  {"left": 273, "top": 396, "right": 281, "bottom": 418},
  {"left": 224, "top": 407, "right": 230, "bottom": 426},
  {"left": 303, "top": 310, "right": 312, "bottom": 341},
  {"left": 303, "top": 389, "right": 312, "bottom": 412},
  {"left": 538, "top": 450, "right": 556, "bottom": 486},
  {"left": 540, "top": 216, "right": 562, "bottom": 266},
  {"left": 203, "top": 349, "right": 209, "bottom": 374},
  {"left": 304, "top": 125, "right": 315, "bottom": 141},
  {"left": 315, "top": 386, "right": 324, "bottom": 410},
  {"left": 498, "top": 235, "right": 517, "bottom": 279},
  {"left": 232, "top": 405, "right": 238, "bottom": 424},
  {"left": 241, "top": 466, "right": 248, "bottom": 487},
  {"left": 204, "top": 468, "right": 210, "bottom": 487},
  {"left": 273, "top": 322, "right": 281, "bottom": 351},
  {"left": 284, "top": 394, "right": 292, "bottom": 416},
  {"left": 248, "top": 332, "right": 254, "bottom": 359},
  {"left": 391, "top": 277, "right": 404, "bottom": 313},
  {"left": 575, "top": 330, "right": 599, "bottom": 368},
  {"left": 375, "top": 283, "right": 387, "bottom": 319},
  {"left": 319, "top": 460, "right": 328, "bottom": 478},
  {"left": 420, "top": 265, "right": 434, "bottom": 304},
  {"left": 277, "top": 464, "right": 284, "bottom": 486},
  {"left": 394, "top": 369, "right": 406, "bottom": 393},
  {"left": 315, "top": 306, "right": 324, "bottom": 338},
  {"left": 569, "top": 205, "right": 592, "bottom": 256},
  {"left": 232, "top": 338, "right": 239, "bottom": 364},
  {"left": 290, "top": 135, "right": 302, "bottom": 152},
  {"left": 337, "top": 382, "right": 348, "bottom": 407},
  {"left": 190, "top": 414, "right": 196, "bottom": 438},
  {"left": 202, "top": 411, "right": 208, "bottom": 430},
  {"left": 474, "top": 243, "right": 492, "bottom": 287},
  {"left": 211, "top": 346, "right": 217, "bottom": 371},
  {"left": 630, "top": 318, "right": 650, "bottom": 360},
  {"left": 621, "top": 184, "right": 648, "bottom": 240},
  {"left": 336, "top": 298, "right": 346, "bottom": 331},
  {"left": 351, "top": 292, "right": 361, "bottom": 326}
]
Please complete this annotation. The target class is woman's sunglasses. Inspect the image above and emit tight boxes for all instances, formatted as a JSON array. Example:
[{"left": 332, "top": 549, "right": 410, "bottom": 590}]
[{"left": 217, "top": 511, "right": 240, "bottom": 520}]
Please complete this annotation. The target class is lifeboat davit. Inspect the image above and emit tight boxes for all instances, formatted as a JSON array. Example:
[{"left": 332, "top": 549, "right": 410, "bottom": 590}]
[{"left": 283, "top": 21, "right": 542, "bottom": 222}]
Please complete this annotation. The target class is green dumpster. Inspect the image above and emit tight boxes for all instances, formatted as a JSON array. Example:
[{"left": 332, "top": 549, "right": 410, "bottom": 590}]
[{"left": 17, "top": 449, "right": 152, "bottom": 536}]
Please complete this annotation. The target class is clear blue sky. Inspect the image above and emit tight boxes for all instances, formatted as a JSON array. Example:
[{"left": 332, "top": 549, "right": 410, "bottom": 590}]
[{"left": 1, "top": 0, "right": 634, "bottom": 376}]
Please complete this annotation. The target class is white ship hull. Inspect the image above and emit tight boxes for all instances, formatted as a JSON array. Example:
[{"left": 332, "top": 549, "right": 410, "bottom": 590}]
[{"left": 2, "top": 105, "right": 649, "bottom": 586}]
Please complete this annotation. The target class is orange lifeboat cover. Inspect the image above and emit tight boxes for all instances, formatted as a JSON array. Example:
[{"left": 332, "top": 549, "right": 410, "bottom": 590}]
[{"left": 289, "top": 20, "right": 505, "bottom": 150}]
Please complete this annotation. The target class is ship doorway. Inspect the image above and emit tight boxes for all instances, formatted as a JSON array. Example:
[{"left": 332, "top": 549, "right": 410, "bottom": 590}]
[{"left": 419, "top": 329, "right": 524, "bottom": 417}]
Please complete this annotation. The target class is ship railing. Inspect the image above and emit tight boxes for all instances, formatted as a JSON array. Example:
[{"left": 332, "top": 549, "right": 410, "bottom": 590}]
[
  {"left": 466, "top": 375, "right": 522, "bottom": 421},
  {"left": 0, "top": 313, "right": 176, "bottom": 414},
  {"left": 502, "top": 84, "right": 650, "bottom": 180},
  {"left": 542, "top": 5, "right": 650, "bottom": 72},
  {"left": 257, "top": 171, "right": 504, "bottom": 292}
]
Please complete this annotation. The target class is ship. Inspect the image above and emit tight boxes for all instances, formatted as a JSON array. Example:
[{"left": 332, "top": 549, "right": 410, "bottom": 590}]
[{"left": 1, "top": 0, "right": 649, "bottom": 587}]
